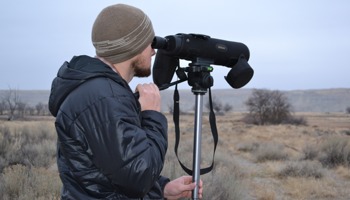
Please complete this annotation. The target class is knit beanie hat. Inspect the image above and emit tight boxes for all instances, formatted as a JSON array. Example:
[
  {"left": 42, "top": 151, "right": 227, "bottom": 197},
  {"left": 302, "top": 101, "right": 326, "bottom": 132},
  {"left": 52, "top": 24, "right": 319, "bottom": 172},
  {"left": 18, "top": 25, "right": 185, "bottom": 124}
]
[{"left": 91, "top": 4, "right": 154, "bottom": 64}]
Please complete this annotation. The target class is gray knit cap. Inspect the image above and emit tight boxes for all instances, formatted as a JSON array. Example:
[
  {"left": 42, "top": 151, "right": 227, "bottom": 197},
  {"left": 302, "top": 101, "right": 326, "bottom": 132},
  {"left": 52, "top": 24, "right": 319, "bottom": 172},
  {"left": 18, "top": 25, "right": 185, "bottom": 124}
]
[{"left": 91, "top": 4, "right": 155, "bottom": 64}]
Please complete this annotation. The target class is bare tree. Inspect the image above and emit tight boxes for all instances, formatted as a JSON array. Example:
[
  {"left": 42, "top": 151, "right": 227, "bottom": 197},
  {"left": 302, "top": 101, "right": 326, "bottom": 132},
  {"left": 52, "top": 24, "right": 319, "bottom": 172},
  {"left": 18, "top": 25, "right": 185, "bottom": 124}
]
[
  {"left": 36, "top": 102, "right": 45, "bottom": 115},
  {"left": 205, "top": 96, "right": 223, "bottom": 113},
  {"left": 223, "top": 104, "right": 233, "bottom": 113},
  {"left": 244, "top": 89, "right": 292, "bottom": 125},
  {"left": 346, "top": 107, "right": 350, "bottom": 114},
  {"left": 2, "top": 88, "right": 21, "bottom": 120},
  {"left": 41, "top": 103, "right": 50, "bottom": 116},
  {"left": 167, "top": 103, "right": 174, "bottom": 114},
  {"left": 16, "top": 101, "right": 27, "bottom": 118},
  {"left": 0, "top": 100, "right": 7, "bottom": 115},
  {"left": 27, "top": 105, "right": 36, "bottom": 116}
]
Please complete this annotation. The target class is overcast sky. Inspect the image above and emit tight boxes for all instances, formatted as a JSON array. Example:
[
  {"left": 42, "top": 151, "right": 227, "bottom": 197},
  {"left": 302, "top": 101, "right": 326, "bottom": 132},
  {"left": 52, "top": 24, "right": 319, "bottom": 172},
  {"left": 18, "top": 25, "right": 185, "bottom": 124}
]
[{"left": 1, "top": 0, "right": 349, "bottom": 91}]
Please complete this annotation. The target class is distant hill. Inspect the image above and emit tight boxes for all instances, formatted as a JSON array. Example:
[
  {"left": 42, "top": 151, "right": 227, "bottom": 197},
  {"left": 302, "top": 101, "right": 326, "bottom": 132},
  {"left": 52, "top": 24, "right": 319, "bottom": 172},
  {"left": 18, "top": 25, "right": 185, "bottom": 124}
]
[
  {"left": 1, "top": 88, "right": 349, "bottom": 113},
  {"left": 0, "top": 90, "right": 50, "bottom": 106},
  {"left": 160, "top": 88, "right": 350, "bottom": 113}
]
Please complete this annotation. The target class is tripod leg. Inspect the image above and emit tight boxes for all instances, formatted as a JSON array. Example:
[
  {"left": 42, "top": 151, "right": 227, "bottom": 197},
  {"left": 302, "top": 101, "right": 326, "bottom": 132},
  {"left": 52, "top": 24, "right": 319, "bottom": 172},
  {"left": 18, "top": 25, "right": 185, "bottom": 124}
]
[{"left": 192, "top": 94, "right": 203, "bottom": 199}]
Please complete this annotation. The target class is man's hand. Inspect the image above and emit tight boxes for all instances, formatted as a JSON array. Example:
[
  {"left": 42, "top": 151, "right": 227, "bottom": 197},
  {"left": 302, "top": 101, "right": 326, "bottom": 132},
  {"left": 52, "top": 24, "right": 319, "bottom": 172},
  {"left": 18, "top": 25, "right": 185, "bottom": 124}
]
[
  {"left": 136, "top": 83, "right": 161, "bottom": 112},
  {"left": 163, "top": 176, "right": 203, "bottom": 199}
]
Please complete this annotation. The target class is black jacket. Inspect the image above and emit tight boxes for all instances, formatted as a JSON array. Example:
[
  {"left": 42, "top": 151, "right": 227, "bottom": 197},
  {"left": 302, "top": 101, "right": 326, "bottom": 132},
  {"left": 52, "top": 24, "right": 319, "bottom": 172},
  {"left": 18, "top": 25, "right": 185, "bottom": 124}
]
[{"left": 49, "top": 55, "right": 169, "bottom": 199}]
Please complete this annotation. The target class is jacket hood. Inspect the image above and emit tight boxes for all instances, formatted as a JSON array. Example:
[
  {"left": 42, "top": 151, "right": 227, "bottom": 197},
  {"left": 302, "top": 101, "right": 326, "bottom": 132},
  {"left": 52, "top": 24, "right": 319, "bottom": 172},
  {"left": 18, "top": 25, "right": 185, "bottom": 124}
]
[{"left": 48, "top": 55, "right": 126, "bottom": 117}]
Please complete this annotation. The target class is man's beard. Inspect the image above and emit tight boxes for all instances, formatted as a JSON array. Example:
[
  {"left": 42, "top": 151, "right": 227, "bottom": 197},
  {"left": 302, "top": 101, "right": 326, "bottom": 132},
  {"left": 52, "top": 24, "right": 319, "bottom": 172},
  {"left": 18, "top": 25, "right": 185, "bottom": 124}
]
[{"left": 132, "top": 57, "right": 151, "bottom": 77}]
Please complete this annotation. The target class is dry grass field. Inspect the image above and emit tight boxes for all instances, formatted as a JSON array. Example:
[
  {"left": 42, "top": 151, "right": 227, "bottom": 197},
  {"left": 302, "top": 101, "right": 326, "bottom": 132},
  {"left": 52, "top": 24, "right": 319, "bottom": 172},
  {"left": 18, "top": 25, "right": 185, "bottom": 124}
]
[
  {"left": 0, "top": 112, "right": 349, "bottom": 199},
  {"left": 162, "top": 112, "right": 350, "bottom": 200}
]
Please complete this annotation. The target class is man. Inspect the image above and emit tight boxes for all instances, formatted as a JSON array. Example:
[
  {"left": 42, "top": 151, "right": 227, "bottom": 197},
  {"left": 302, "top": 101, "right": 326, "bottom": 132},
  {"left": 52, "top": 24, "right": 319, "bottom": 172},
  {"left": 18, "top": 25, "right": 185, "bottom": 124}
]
[{"left": 48, "top": 3, "right": 202, "bottom": 200}]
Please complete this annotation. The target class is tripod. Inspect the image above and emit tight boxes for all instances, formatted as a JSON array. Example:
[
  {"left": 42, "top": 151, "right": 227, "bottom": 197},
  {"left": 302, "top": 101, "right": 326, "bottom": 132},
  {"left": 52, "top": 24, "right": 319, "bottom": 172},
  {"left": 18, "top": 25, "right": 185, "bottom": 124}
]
[
  {"left": 171, "top": 59, "right": 218, "bottom": 199},
  {"left": 188, "top": 60, "right": 212, "bottom": 199}
]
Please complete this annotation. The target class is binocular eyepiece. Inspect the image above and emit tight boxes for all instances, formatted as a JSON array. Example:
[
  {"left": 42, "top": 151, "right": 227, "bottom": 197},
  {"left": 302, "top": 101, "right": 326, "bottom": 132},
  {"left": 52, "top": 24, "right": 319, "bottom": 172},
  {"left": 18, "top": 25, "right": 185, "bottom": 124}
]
[{"left": 152, "top": 36, "right": 168, "bottom": 50}]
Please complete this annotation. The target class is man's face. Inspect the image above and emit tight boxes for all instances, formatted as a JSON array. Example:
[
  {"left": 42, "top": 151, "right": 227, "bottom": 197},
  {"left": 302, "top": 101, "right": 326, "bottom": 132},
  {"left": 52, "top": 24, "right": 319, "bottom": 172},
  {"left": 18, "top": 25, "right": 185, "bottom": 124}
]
[{"left": 133, "top": 44, "right": 155, "bottom": 77}]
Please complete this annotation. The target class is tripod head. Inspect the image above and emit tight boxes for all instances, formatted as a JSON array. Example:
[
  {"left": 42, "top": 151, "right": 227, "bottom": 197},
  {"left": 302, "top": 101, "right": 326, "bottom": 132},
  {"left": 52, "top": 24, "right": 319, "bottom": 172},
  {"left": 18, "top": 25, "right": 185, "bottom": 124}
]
[{"left": 175, "top": 58, "right": 214, "bottom": 94}]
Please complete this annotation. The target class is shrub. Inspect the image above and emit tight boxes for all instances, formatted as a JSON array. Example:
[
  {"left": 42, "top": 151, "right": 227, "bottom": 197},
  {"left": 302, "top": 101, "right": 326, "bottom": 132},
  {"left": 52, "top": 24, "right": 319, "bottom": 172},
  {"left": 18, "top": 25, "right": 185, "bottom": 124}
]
[
  {"left": 236, "top": 142, "right": 259, "bottom": 152},
  {"left": 318, "top": 136, "right": 350, "bottom": 168},
  {"left": 0, "top": 126, "right": 11, "bottom": 157},
  {"left": 0, "top": 122, "right": 57, "bottom": 171},
  {"left": 244, "top": 89, "right": 308, "bottom": 126},
  {"left": 21, "top": 140, "right": 56, "bottom": 168},
  {"left": 283, "top": 116, "right": 308, "bottom": 126},
  {"left": 346, "top": 107, "right": 350, "bottom": 114},
  {"left": 302, "top": 145, "right": 319, "bottom": 160},
  {"left": 301, "top": 136, "right": 350, "bottom": 168},
  {"left": 254, "top": 142, "right": 289, "bottom": 162},
  {"left": 245, "top": 89, "right": 292, "bottom": 125},
  {"left": 278, "top": 161, "right": 325, "bottom": 179},
  {"left": 0, "top": 156, "right": 8, "bottom": 175},
  {"left": 0, "top": 164, "right": 61, "bottom": 199},
  {"left": 342, "top": 130, "right": 350, "bottom": 136},
  {"left": 204, "top": 164, "right": 250, "bottom": 200},
  {"left": 0, "top": 122, "right": 60, "bottom": 199}
]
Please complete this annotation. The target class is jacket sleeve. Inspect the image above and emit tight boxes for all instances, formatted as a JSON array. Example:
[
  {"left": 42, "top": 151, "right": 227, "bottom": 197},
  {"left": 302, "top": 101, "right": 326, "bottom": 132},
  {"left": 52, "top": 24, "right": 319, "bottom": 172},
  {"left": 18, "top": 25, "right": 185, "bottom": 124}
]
[
  {"left": 81, "top": 90, "right": 168, "bottom": 198},
  {"left": 158, "top": 176, "right": 171, "bottom": 195}
]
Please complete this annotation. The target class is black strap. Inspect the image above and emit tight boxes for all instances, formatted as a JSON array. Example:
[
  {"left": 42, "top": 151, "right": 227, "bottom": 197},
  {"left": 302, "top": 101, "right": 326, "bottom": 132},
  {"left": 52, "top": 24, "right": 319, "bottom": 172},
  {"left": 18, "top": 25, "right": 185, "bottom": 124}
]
[{"left": 173, "top": 86, "right": 218, "bottom": 175}]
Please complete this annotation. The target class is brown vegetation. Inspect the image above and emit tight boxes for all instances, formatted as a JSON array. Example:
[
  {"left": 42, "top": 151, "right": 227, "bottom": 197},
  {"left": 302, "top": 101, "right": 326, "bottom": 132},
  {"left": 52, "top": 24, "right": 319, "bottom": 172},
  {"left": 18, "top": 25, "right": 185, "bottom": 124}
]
[
  {"left": 0, "top": 121, "right": 60, "bottom": 199},
  {"left": 161, "top": 112, "right": 350, "bottom": 199},
  {"left": 0, "top": 112, "right": 349, "bottom": 199}
]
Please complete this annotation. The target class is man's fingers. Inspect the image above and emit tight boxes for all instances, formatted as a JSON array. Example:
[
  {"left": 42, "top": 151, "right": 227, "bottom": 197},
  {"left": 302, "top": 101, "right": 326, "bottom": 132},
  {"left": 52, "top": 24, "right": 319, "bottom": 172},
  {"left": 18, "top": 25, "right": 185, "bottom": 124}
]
[{"left": 180, "top": 182, "right": 196, "bottom": 191}]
